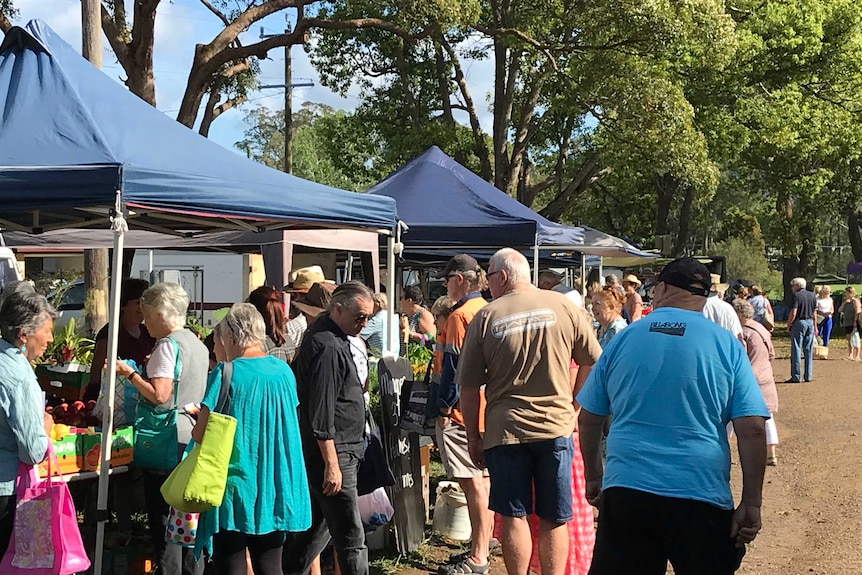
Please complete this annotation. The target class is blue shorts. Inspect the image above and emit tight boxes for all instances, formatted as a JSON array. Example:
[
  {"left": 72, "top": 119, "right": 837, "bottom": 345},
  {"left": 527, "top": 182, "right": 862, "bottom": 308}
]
[{"left": 484, "top": 436, "right": 573, "bottom": 524}]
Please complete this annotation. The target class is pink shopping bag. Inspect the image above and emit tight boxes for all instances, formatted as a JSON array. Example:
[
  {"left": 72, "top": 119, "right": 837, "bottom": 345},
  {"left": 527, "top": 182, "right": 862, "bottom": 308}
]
[{"left": 0, "top": 444, "right": 91, "bottom": 575}]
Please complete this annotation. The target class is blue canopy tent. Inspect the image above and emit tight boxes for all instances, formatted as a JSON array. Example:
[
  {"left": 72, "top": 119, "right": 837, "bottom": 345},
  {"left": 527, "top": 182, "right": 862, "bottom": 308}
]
[
  {"left": 0, "top": 20, "right": 398, "bottom": 571},
  {"left": 366, "top": 146, "right": 585, "bottom": 249}
]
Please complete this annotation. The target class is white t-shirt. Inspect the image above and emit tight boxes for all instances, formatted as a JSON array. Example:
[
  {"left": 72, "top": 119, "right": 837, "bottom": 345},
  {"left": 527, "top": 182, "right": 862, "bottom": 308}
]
[
  {"left": 816, "top": 297, "right": 834, "bottom": 316},
  {"left": 703, "top": 296, "right": 743, "bottom": 338},
  {"left": 552, "top": 284, "right": 584, "bottom": 308},
  {"left": 146, "top": 338, "right": 177, "bottom": 379}
]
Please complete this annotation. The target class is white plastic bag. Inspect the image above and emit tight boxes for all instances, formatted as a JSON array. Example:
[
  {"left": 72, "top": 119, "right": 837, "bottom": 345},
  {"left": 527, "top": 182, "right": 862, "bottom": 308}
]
[
  {"left": 851, "top": 329, "right": 860, "bottom": 349},
  {"left": 357, "top": 487, "right": 394, "bottom": 531}
]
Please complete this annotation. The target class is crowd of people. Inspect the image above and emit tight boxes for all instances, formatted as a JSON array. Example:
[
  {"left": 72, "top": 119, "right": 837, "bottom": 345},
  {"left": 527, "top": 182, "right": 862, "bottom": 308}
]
[{"left": 0, "top": 257, "right": 860, "bottom": 575}]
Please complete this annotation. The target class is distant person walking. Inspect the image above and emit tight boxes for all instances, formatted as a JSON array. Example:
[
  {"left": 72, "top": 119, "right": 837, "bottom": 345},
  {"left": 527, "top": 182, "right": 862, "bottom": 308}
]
[
  {"left": 734, "top": 299, "right": 780, "bottom": 466},
  {"left": 813, "top": 286, "right": 834, "bottom": 348},
  {"left": 840, "top": 287, "right": 861, "bottom": 361},
  {"left": 748, "top": 286, "right": 774, "bottom": 331},
  {"left": 786, "top": 278, "right": 816, "bottom": 382}
]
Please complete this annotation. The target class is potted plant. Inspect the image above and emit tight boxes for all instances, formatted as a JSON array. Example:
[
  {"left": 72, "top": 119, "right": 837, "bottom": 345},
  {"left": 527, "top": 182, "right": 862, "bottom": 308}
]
[{"left": 35, "top": 318, "right": 94, "bottom": 394}]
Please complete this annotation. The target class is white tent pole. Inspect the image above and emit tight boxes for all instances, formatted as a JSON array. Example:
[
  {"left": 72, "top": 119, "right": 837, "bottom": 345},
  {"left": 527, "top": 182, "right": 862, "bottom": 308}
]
[
  {"left": 598, "top": 257, "right": 604, "bottom": 285},
  {"left": 532, "top": 237, "right": 540, "bottom": 284},
  {"left": 94, "top": 193, "right": 127, "bottom": 575},
  {"left": 386, "top": 234, "right": 397, "bottom": 355}
]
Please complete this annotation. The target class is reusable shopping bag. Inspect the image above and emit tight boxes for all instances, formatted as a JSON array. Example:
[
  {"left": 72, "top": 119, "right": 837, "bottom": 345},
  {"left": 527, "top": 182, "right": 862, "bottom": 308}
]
[
  {"left": 134, "top": 337, "right": 181, "bottom": 470},
  {"left": 161, "top": 362, "right": 236, "bottom": 512},
  {"left": 399, "top": 358, "right": 436, "bottom": 435},
  {"left": 0, "top": 444, "right": 91, "bottom": 575},
  {"left": 165, "top": 507, "right": 199, "bottom": 548},
  {"left": 357, "top": 487, "right": 394, "bottom": 531}
]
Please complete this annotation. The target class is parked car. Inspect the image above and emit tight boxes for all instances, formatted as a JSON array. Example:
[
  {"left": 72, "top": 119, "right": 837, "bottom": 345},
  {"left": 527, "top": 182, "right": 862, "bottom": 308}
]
[{"left": 48, "top": 278, "right": 86, "bottom": 331}]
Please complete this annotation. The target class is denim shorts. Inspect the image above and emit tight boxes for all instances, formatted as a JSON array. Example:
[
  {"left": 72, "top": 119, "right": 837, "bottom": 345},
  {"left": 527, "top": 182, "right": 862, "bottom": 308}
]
[{"left": 484, "top": 436, "right": 573, "bottom": 523}]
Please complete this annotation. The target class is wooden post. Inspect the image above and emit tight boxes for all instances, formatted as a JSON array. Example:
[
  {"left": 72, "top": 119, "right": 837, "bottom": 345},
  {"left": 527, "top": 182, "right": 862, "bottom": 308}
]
[{"left": 81, "top": 0, "right": 108, "bottom": 335}]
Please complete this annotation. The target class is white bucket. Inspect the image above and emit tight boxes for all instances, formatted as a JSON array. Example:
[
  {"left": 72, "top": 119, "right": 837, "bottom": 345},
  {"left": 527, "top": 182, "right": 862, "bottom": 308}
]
[{"left": 432, "top": 481, "right": 472, "bottom": 541}]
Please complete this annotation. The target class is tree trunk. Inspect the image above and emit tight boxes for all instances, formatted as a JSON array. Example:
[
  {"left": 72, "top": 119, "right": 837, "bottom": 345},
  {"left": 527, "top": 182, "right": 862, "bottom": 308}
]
[
  {"left": 504, "top": 74, "right": 546, "bottom": 198},
  {"left": 433, "top": 38, "right": 454, "bottom": 126},
  {"left": 782, "top": 256, "right": 800, "bottom": 306},
  {"left": 538, "top": 152, "right": 602, "bottom": 222},
  {"left": 0, "top": 12, "right": 11, "bottom": 32},
  {"left": 849, "top": 210, "right": 862, "bottom": 263},
  {"left": 672, "top": 184, "right": 694, "bottom": 257},
  {"left": 441, "top": 37, "right": 492, "bottom": 182},
  {"left": 125, "top": 0, "right": 159, "bottom": 105},
  {"left": 654, "top": 173, "right": 678, "bottom": 236}
]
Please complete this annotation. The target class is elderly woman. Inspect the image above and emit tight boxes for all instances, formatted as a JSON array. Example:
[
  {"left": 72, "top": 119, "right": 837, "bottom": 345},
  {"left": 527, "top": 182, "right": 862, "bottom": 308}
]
[
  {"left": 0, "top": 290, "right": 56, "bottom": 557},
  {"left": 814, "top": 286, "right": 834, "bottom": 348},
  {"left": 192, "top": 304, "right": 311, "bottom": 575},
  {"left": 733, "top": 299, "right": 780, "bottom": 465},
  {"left": 591, "top": 287, "right": 628, "bottom": 348},
  {"left": 116, "top": 282, "right": 208, "bottom": 575}
]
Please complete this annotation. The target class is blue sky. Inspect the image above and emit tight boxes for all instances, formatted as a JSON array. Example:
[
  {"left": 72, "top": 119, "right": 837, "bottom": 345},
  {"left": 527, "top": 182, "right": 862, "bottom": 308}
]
[{"left": 11, "top": 0, "right": 495, "bottom": 156}]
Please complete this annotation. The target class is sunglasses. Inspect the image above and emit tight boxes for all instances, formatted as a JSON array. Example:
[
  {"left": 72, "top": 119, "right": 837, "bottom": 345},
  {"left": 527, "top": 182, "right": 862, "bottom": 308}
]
[
  {"left": 488, "top": 270, "right": 502, "bottom": 278},
  {"left": 353, "top": 312, "right": 370, "bottom": 324},
  {"left": 446, "top": 273, "right": 461, "bottom": 280}
]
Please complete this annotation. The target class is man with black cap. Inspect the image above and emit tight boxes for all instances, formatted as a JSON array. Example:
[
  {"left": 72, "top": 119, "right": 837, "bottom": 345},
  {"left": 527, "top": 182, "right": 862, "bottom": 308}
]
[
  {"left": 434, "top": 254, "right": 493, "bottom": 575},
  {"left": 577, "top": 257, "right": 769, "bottom": 575}
]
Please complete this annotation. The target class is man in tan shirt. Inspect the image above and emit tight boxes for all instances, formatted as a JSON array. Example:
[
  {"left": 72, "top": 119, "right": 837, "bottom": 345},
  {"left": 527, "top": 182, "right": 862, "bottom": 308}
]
[{"left": 457, "top": 248, "right": 602, "bottom": 575}]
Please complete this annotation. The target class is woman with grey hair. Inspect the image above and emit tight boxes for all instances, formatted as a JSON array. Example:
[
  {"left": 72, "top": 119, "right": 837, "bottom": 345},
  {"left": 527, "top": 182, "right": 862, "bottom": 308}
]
[
  {"left": 115, "top": 282, "right": 208, "bottom": 575},
  {"left": 733, "top": 298, "right": 780, "bottom": 465},
  {"left": 191, "top": 303, "right": 310, "bottom": 575},
  {"left": 0, "top": 290, "right": 57, "bottom": 557}
]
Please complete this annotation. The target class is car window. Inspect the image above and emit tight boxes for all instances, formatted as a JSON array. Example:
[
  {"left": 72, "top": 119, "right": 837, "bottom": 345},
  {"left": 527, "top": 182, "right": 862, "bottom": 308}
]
[{"left": 58, "top": 283, "right": 86, "bottom": 309}]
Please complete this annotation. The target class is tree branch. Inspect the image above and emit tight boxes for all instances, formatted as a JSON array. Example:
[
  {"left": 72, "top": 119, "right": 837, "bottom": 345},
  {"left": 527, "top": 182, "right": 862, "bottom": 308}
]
[
  {"left": 473, "top": 24, "right": 558, "bottom": 72},
  {"left": 0, "top": 12, "right": 11, "bottom": 33},
  {"left": 197, "top": 0, "right": 230, "bottom": 26},
  {"left": 100, "top": 3, "right": 130, "bottom": 70}
]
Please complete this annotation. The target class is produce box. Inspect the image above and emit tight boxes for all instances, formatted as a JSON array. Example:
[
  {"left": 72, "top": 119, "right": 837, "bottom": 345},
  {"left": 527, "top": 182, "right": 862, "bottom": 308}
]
[
  {"left": 39, "top": 433, "right": 81, "bottom": 477},
  {"left": 37, "top": 363, "right": 90, "bottom": 402},
  {"left": 77, "top": 426, "right": 134, "bottom": 471}
]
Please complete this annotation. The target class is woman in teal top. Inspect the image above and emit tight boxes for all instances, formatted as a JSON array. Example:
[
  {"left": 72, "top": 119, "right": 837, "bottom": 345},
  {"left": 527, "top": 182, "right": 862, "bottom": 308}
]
[{"left": 192, "top": 304, "right": 311, "bottom": 575}]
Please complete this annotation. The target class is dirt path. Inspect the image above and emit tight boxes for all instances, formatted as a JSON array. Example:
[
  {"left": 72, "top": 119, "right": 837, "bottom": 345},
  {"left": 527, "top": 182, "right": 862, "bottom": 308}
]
[
  {"left": 733, "top": 344, "right": 862, "bottom": 575},
  {"left": 377, "top": 337, "right": 862, "bottom": 575}
]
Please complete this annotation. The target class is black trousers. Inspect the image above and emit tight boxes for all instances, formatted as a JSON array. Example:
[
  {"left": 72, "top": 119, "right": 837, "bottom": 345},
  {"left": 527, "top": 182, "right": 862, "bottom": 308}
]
[
  {"left": 282, "top": 451, "right": 368, "bottom": 575},
  {"left": 0, "top": 494, "right": 14, "bottom": 559},
  {"left": 142, "top": 470, "right": 204, "bottom": 575},
  {"left": 589, "top": 487, "right": 745, "bottom": 575},
  {"left": 212, "top": 530, "right": 285, "bottom": 575}
]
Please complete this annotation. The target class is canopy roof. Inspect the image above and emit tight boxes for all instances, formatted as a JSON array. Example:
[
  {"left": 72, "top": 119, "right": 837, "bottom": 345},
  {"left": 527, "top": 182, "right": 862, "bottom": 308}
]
[
  {"left": 848, "top": 262, "right": 862, "bottom": 275},
  {"left": 366, "top": 146, "right": 584, "bottom": 247},
  {"left": 0, "top": 21, "right": 397, "bottom": 234}
]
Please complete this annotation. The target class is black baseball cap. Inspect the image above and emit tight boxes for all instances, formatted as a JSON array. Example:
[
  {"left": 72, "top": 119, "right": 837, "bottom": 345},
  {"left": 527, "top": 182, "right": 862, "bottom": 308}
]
[
  {"left": 657, "top": 258, "right": 711, "bottom": 297},
  {"left": 435, "top": 254, "right": 481, "bottom": 278}
]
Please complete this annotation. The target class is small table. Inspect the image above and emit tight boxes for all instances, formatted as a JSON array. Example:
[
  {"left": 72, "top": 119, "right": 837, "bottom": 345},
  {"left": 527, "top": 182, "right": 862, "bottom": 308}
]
[{"left": 61, "top": 465, "right": 129, "bottom": 483}]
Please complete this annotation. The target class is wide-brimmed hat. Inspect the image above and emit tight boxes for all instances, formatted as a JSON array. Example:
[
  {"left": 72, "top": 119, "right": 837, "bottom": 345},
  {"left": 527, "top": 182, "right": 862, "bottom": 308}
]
[
  {"left": 621, "top": 274, "right": 641, "bottom": 286},
  {"left": 284, "top": 265, "right": 326, "bottom": 293},
  {"left": 434, "top": 254, "right": 481, "bottom": 279},
  {"left": 292, "top": 282, "right": 336, "bottom": 317},
  {"left": 656, "top": 258, "right": 711, "bottom": 297},
  {"left": 710, "top": 273, "right": 730, "bottom": 294}
]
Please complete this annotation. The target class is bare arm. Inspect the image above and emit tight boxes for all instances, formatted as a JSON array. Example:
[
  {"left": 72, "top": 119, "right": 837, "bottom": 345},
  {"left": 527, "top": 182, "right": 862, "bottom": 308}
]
[
  {"left": 317, "top": 439, "right": 342, "bottom": 496},
  {"left": 578, "top": 408, "right": 607, "bottom": 507},
  {"left": 786, "top": 307, "right": 797, "bottom": 329},
  {"left": 461, "top": 386, "right": 483, "bottom": 468},
  {"left": 191, "top": 406, "right": 209, "bottom": 443},
  {"left": 731, "top": 415, "right": 767, "bottom": 546},
  {"left": 117, "top": 362, "right": 173, "bottom": 405}
]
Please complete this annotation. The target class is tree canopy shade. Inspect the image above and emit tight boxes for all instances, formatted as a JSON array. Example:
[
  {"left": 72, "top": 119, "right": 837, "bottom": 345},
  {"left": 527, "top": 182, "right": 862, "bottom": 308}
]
[
  {"left": 0, "top": 21, "right": 397, "bottom": 234},
  {"left": 365, "top": 146, "right": 584, "bottom": 248}
]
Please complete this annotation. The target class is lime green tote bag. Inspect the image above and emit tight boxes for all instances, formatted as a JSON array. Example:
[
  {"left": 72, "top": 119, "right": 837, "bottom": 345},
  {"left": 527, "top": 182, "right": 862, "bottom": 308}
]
[{"left": 161, "top": 362, "right": 237, "bottom": 512}]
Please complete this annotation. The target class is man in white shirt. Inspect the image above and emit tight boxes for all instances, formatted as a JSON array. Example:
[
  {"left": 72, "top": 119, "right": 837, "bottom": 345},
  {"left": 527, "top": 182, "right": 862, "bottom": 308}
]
[
  {"left": 702, "top": 274, "right": 743, "bottom": 340},
  {"left": 538, "top": 269, "right": 584, "bottom": 308}
]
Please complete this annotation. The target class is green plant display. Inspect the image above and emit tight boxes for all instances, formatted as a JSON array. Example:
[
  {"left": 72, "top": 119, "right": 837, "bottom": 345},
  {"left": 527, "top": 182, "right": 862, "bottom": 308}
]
[{"left": 42, "top": 317, "right": 94, "bottom": 366}]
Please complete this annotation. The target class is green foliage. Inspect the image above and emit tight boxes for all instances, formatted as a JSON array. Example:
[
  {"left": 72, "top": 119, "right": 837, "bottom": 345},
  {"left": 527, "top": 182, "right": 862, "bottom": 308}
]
[
  {"left": 185, "top": 316, "right": 211, "bottom": 339},
  {"left": 713, "top": 237, "right": 783, "bottom": 295},
  {"left": 42, "top": 318, "right": 95, "bottom": 366}
]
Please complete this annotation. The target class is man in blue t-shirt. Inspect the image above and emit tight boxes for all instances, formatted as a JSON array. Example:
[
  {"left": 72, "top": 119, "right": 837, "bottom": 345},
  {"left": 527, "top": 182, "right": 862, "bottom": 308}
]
[{"left": 577, "top": 258, "right": 769, "bottom": 575}]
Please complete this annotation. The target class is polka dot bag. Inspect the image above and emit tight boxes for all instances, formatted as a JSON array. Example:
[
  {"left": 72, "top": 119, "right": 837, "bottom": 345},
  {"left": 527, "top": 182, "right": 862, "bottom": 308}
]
[{"left": 165, "top": 507, "right": 199, "bottom": 548}]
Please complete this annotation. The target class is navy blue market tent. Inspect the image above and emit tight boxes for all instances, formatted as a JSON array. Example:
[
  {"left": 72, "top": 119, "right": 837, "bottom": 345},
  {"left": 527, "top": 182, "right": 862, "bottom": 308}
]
[
  {"left": 366, "top": 146, "right": 584, "bottom": 248},
  {"left": 0, "top": 21, "right": 397, "bottom": 234}
]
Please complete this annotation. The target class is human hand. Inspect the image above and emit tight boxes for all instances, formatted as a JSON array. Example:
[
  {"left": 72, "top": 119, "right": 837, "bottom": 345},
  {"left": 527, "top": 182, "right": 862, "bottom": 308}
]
[
  {"left": 585, "top": 479, "right": 603, "bottom": 508},
  {"left": 467, "top": 438, "right": 485, "bottom": 469},
  {"left": 437, "top": 415, "right": 449, "bottom": 429},
  {"left": 730, "top": 503, "right": 761, "bottom": 547},
  {"left": 322, "top": 462, "right": 343, "bottom": 496},
  {"left": 42, "top": 411, "right": 54, "bottom": 436},
  {"left": 114, "top": 360, "right": 134, "bottom": 377}
]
